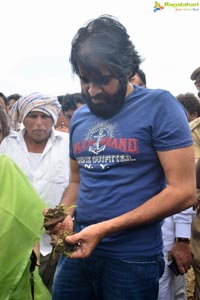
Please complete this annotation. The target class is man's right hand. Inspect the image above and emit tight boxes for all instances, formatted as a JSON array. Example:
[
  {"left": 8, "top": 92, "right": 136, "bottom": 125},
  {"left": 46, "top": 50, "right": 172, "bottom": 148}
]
[{"left": 43, "top": 208, "right": 74, "bottom": 235}]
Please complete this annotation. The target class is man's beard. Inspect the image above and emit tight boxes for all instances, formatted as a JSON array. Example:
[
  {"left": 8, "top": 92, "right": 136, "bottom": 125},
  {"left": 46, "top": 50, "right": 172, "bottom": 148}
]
[{"left": 82, "top": 79, "right": 127, "bottom": 119}]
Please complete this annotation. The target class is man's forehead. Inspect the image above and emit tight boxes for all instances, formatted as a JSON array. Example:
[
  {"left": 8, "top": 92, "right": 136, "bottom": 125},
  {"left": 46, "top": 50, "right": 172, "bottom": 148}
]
[
  {"left": 79, "top": 60, "right": 109, "bottom": 74},
  {"left": 78, "top": 46, "right": 111, "bottom": 74}
]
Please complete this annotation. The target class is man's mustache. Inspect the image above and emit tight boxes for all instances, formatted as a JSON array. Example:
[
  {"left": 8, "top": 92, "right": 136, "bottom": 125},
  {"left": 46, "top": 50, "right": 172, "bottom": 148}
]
[{"left": 87, "top": 94, "right": 108, "bottom": 101}]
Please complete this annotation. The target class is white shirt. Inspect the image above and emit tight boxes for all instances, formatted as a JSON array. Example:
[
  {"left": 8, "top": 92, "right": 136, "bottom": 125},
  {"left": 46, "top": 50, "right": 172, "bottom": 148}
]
[
  {"left": 162, "top": 208, "right": 196, "bottom": 252},
  {"left": 0, "top": 128, "right": 70, "bottom": 255}
]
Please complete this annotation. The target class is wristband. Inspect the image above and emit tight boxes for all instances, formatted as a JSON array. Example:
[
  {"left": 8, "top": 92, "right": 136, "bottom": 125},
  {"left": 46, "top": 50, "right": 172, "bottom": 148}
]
[{"left": 175, "top": 237, "right": 190, "bottom": 243}]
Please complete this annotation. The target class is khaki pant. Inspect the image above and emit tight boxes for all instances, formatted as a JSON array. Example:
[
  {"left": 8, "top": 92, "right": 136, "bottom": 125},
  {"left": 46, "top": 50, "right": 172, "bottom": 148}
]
[{"left": 191, "top": 213, "right": 200, "bottom": 300}]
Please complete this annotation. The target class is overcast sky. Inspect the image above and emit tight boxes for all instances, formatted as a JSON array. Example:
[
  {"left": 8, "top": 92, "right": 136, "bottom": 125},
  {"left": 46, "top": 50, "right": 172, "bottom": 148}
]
[{"left": 0, "top": 0, "right": 199, "bottom": 98}]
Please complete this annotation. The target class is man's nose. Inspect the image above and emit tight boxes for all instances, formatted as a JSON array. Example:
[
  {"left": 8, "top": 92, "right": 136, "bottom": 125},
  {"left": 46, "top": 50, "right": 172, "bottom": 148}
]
[
  {"left": 35, "top": 116, "right": 44, "bottom": 125},
  {"left": 88, "top": 83, "right": 102, "bottom": 97}
]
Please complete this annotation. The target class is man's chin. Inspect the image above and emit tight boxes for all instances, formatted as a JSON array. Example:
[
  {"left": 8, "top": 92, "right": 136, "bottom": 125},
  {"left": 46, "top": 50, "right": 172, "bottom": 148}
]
[{"left": 31, "top": 137, "right": 48, "bottom": 144}]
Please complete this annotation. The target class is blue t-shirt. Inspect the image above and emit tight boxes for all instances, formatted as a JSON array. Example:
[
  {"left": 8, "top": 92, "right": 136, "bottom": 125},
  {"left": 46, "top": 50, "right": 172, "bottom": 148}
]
[{"left": 70, "top": 85, "right": 193, "bottom": 258}]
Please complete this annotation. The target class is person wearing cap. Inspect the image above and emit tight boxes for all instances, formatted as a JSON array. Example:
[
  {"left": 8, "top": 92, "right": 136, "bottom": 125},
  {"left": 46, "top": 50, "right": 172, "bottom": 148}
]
[
  {"left": 188, "top": 67, "right": 200, "bottom": 299},
  {"left": 190, "top": 120, "right": 200, "bottom": 299},
  {"left": 189, "top": 68, "right": 200, "bottom": 162},
  {"left": 190, "top": 67, "right": 200, "bottom": 99},
  {"left": 0, "top": 92, "right": 70, "bottom": 293}
]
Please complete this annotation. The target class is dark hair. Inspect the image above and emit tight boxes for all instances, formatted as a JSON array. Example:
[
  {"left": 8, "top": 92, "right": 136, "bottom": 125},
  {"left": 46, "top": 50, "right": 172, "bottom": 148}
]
[
  {"left": 0, "top": 92, "right": 7, "bottom": 106},
  {"left": 70, "top": 15, "right": 143, "bottom": 80},
  {"left": 136, "top": 69, "right": 146, "bottom": 86},
  {"left": 7, "top": 93, "right": 21, "bottom": 103},
  {"left": 57, "top": 95, "right": 65, "bottom": 105},
  {"left": 176, "top": 93, "right": 200, "bottom": 117},
  {"left": 0, "top": 106, "right": 9, "bottom": 140},
  {"left": 62, "top": 93, "right": 85, "bottom": 112}
]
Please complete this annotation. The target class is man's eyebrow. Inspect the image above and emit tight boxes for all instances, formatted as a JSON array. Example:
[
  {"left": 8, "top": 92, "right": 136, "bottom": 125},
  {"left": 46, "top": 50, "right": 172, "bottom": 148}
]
[{"left": 27, "top": 112, "right": 49, "bottom": 116}]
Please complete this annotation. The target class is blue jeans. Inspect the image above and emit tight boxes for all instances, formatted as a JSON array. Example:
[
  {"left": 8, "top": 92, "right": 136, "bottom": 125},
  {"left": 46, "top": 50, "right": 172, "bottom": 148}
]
[{"left": 52, "top": 253, "right": 164, "bottom": 300}]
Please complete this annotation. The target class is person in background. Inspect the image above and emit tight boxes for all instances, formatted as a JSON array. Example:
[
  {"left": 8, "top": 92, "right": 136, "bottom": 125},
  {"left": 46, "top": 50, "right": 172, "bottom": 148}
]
[
  {"left": 0, "top": 92, "right": 7, "bottom": 115},
  {"left": 46, "top": 15, "right": 195, "bottom": 300},
  {"left": 189, "top": 67, "right": 200, "bottom": 299},
  {"left": 196, "top": 158, "right": 200, "bottom": 189},
  {"left": 177, "top": 92, "right": 200, "bottom": 122},
  {"left": 54, "top": 95, "right": 69, "bottom": 132},
  {"left": 55, "top": 93, "right": 85, "bottom": 132},
  {"left": 132, "top": 72, "right": 195, "bottom": 299},
  {"left": 61, "top": 92, "right": 85, "bottom": 130},
  {"left": 0, "top": 92, "right": 70, "bottom": 293},
  {"left": 57, "top": 95, "right": 64, "bottom": 104},
  {"left": 158, "top": 92, "right": 200, "bottom": 300},
  {"left": 190, "top": 67, "right": 200, "bottom": 99},
  {"left": 6, "top": 93, "right": 21, "bottom": 113},
  {"left": 0, "top": 154, "right": 51, "bottom": 300},
  {"left": 131, "top": 68, "right": 146, "bottom": 87},
  {"left": 0, "top": 107, "right": 9, "bottom": 144},
  {"left": 6, "top": 94, "right": 24, "bottom": 131}
]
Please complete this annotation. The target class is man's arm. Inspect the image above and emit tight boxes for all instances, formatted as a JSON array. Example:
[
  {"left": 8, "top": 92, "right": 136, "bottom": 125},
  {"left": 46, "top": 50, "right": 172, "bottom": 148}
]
[
  {"left": 43, "top": 158, "right": 79, "bottom": 234},
  {"left": 59, "top": 158, "right": 80, "bottom": 217},
  {"left": 66, "top": 145, "right": 196, "bottom": 258}
]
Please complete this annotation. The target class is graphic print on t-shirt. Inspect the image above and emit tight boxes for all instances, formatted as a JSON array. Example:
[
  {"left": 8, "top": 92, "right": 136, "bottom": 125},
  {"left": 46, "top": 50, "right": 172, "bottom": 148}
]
[{"left": 73, "top": 120, "right": 138, "bottom": 170}]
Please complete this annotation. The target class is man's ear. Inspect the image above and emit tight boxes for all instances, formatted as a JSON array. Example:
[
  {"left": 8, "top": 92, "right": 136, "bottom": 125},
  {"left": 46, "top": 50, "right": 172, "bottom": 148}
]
[{"left": 190, "top": 111, "right": 198, "bottom": 121}]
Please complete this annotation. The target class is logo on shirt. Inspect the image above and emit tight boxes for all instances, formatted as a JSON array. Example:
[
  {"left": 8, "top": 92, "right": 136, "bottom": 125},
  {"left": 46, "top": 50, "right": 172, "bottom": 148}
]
[{"left": 73, "top": 121, "right": 138, "bottom": 170}]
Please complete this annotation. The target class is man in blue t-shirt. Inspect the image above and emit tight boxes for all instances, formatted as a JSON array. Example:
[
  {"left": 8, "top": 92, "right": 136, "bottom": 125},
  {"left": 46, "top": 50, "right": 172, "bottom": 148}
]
[{"left": 47, "top": 15, "right": 196, "bottom": 300}]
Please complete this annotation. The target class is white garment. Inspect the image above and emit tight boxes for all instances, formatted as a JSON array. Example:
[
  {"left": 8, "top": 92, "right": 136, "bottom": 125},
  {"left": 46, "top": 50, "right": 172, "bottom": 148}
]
[
  {"left": 159, "top": 250, "right": 175, "bottom": 300},
  {"left": 28, "top": 152, "right": 42, "bottom": 171},
  {"left": 158, "top": 208, "right": 196, "bottom": 300},
  {"left": 0, "top": 128, "right": 70, "bottom": 255}
]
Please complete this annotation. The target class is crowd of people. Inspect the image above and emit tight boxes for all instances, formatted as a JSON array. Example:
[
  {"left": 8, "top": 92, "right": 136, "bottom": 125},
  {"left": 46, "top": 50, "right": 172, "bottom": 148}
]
[{"left": 1, "top": 14, "right": 200, "bottom": 300}]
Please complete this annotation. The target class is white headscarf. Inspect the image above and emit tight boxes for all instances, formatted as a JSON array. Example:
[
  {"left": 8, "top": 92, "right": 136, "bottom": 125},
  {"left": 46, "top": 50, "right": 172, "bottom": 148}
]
[{"left": 9, "top": 92, "right": 61, "bottom": 131}]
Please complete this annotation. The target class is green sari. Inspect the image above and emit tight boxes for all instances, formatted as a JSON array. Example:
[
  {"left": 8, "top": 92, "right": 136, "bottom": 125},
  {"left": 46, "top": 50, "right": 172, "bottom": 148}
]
[{"left": 0, "top": 154, "right": 51, "bottom": 300}]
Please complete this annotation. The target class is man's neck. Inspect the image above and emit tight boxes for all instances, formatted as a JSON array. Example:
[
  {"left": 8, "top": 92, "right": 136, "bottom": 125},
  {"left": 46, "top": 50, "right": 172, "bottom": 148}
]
[
  {"left": 24, "top": 132, "right": 48, "bottom": 153},
  {"left": 126, "top": 82, "right": 134, "bottom": 98}
]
